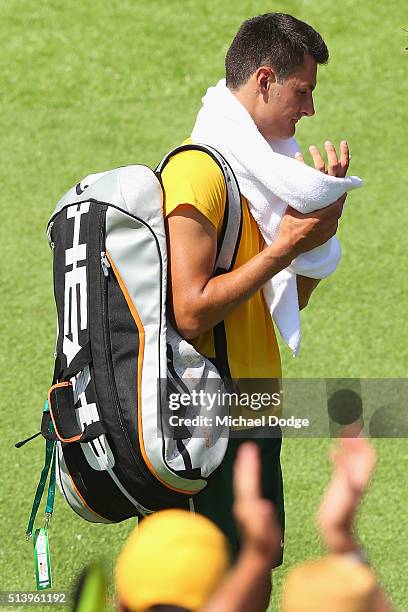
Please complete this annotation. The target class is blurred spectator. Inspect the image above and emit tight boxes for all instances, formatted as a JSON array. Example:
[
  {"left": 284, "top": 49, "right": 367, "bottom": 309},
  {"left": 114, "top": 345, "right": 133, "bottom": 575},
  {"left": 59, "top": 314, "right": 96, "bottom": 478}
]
[
  {"left": 282, "top": 436, "right": 394, "bottom": 612},
  {"left": 115, "top": 510, "right": 230, "bottom": 611},
  {"left": 282, "top": 555, "right": 377, "bottom": 612}
]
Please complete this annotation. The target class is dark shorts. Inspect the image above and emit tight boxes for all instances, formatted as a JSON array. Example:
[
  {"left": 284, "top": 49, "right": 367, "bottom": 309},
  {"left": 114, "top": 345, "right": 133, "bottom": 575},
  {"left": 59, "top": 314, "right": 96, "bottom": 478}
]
[{"left": 193, "top": 435, "right": 285, "bottom": 567}]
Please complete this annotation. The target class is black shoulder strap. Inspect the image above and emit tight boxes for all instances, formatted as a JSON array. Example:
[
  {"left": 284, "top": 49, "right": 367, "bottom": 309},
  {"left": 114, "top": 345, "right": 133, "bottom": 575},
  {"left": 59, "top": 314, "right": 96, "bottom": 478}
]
[
  {"left": 156, "top": 143, "right": 243, "bottom": 274},
  {"left": 157, "top": 143, "right": 243, "bottom": 379}
]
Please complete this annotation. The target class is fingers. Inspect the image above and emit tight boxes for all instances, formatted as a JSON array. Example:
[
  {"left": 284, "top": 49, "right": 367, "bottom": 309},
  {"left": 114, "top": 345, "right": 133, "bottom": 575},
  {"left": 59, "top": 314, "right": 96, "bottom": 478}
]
[
  {"left": 333, "top": 437, "right": 377, "bottom": 493},
  {"left": 338, "top": 422, "right": 362, "bottom": 438},
  {"left": 295, "top": 151, "right": 305, "bottom": 163},
  {"left": 324, "top": 141, "right": 339, "bottom": 177},
  {"left": 338, "top": 140, "right": 350, "bottom": 178},
  {"left": 309, "top": 141, "right": 351, "bottom": 177},
  {"left": 233, "top": 442, "right": 262, "bottom": 502},
  {"left": 309, "top": 145, "right": 326, "bottom": 173},
  {"left": 314, "top": 194, "right": 346, "bottom": 240},
  {"left": 341, "top": 437, "right": 377, "bottom": 473}
]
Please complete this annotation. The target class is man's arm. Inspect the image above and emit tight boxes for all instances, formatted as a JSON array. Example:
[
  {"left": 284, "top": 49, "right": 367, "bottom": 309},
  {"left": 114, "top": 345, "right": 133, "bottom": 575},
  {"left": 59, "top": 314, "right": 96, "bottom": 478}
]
[
  {"left": 166, "top": 196, "right": 345, "bottom": 339},
  {"left": 317, "top": 435, "right": 394, "bottom": 612}
]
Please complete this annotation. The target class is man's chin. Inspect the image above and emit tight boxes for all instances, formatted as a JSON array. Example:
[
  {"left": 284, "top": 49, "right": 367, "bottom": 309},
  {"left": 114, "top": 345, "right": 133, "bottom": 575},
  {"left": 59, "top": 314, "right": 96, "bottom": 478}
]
[
  {"left": 262, "top": 123, "right": 296, "bottom": 140},
  {"left": 276, "top": 124, "right": 297, "bottom": 140}
]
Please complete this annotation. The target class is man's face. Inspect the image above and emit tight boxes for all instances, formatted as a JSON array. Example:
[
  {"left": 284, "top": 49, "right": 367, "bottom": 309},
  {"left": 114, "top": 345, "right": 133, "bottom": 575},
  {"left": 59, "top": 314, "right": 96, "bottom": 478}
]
[{"left": 256, "top": 53, "right": 317, "bottom": 140}]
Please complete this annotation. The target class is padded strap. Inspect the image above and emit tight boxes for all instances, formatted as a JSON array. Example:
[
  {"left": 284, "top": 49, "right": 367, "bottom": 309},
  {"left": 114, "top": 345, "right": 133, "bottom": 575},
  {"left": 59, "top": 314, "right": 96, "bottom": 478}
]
[
  {"left": 48, "top": 382, "right": 81, "bottom": 442},
  {"left": 80, "top": 421, "right": 106, "bottom": 443},
  {"left": 52, "top": 342, "right": 92, "bottom": 386},
  {"left": 212, "top": 321, "right": 231, "bottom": 379},
  {"left": 156, "top": 143, "right": 242, "bottom": 274},
  {"left": 62, "top": 342, "right": 92, "bottom": 381},
  {"left": 157, "top": 144, "right": 242, "bottom": 381}
]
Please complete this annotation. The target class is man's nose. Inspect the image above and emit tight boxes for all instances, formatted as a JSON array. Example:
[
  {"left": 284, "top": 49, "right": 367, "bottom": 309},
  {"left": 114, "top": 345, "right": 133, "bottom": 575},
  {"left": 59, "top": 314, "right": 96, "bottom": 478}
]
[{"left": 301, "top": 95, "right": 315, "bottom": 117}]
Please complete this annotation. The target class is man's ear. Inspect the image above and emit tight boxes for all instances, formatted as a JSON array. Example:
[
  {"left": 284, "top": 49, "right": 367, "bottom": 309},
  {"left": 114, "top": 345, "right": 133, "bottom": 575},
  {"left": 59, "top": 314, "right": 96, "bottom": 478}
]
[{"left": 255, "top": 66, "right": 277, "bottom": 93}]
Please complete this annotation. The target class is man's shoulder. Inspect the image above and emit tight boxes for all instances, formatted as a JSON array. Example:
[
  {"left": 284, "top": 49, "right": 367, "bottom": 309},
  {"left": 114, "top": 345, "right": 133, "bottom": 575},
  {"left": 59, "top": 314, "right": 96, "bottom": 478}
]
[
  {"left": 162, "top": 140, "right": 226, "bottom": 192},
  {"left": 161, "top": 139, "right": 227, "bottom": 229}
]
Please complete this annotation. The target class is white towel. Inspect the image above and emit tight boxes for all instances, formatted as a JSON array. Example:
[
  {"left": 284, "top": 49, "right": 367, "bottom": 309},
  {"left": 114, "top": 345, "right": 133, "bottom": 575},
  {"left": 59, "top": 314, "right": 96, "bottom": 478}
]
[{"left": 191, "top": 79, "right": 363, "bottom": 355}]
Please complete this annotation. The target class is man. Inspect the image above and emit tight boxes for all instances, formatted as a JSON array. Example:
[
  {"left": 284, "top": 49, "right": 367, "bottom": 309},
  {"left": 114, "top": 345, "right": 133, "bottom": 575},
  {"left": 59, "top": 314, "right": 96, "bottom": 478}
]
[{"left": 161, "top": 12, "right": 349, "bottom": 608}]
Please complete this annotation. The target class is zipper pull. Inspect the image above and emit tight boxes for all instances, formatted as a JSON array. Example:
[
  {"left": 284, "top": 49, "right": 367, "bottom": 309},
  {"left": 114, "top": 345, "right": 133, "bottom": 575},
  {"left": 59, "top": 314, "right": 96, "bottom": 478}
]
[
  {"left": 101, "top": 252, "right": 111, "bottom": 277},
  {"left": 46, "top": 222, "right": 55, "bottom": 250}
]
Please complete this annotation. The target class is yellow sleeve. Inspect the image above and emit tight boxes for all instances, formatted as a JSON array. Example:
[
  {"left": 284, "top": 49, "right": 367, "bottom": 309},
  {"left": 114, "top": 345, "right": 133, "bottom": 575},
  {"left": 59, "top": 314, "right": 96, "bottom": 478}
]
[{"left": 161, "top": 148, "right": 226, "bottom": 233}]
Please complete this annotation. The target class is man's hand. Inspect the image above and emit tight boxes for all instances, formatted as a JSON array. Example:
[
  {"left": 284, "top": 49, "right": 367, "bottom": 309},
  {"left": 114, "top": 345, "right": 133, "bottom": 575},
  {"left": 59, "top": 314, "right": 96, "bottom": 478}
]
[
  {"left": 317, "top": 436, "right": 377, "bottom": 554},
  {"left": 273, "top": 140, "right": 349, "bottom": 281},
  {"left": 276, "top": 139, "right": 350, "bottom": 258},
  {"left": 166, "top": 196, "right": 346, "bottom": 338},
  {"left": 233, "top": 442, "right": 282, "bottom": 565},
  {"left": 295, "top": 140, "right": 350, "bottom": 177},
  {"left": 274, "top": 194, "right": 346, "bottom": 259},
  {"left": 285, "top": 141, "right": 351, "bottom": 307}
]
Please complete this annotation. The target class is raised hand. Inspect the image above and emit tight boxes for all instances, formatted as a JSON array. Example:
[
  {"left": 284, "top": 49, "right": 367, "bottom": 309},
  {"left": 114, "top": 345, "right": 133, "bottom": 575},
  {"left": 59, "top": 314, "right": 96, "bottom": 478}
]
[
  {"left": 317, "top": 436, "right": 377, "bottom": 554},
  {"left": 233, "top": 442, "right": 282, "bottom": 564},
  {"left": 295, "top": 140, "right": 350, "bottom": 177}
]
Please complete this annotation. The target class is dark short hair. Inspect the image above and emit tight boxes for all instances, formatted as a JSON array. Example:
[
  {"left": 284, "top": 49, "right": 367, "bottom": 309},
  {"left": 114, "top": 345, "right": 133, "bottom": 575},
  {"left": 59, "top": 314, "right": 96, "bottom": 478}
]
[{"left": 225, "top": 13, "right": 329, "bottom": 89}]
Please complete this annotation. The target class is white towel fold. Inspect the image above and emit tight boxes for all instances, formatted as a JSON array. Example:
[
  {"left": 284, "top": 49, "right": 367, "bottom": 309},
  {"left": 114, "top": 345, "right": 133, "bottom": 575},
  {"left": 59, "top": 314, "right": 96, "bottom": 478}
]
[{"left": 191, "top": 79, "right": 363, "bottom": 355}]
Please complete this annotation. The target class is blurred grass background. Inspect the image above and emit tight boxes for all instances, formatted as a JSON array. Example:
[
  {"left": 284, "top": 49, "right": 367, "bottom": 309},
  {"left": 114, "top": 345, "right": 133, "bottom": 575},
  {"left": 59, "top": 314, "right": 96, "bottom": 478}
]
[{"left": 1, "top": 0, "right": 407, "bottom": 610}]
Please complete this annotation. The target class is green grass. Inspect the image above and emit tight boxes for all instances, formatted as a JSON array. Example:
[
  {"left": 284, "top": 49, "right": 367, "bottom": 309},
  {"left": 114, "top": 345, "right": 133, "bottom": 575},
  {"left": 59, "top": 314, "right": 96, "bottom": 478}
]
[{"left": 1, "top": 0, "right": 407, "bottom": 610}]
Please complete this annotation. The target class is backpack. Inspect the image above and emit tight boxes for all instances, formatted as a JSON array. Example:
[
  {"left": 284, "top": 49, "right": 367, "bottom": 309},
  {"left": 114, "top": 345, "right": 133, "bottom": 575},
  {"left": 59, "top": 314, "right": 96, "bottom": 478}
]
[{"left": 27, "top": 144, "right": 242, "bottom": 526}]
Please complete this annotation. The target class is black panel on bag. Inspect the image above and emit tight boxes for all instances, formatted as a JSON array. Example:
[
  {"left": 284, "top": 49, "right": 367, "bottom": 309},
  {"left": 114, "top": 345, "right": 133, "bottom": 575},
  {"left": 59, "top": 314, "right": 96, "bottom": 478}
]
[
  {"left": 107, "top": 271, "right": 139, "bottom": 451},
  {"left": 51, "top": 205, "right": 91, "bottom": 376},
  {"left": 62, "top": 443, "right": 136, "bottom": 521}
]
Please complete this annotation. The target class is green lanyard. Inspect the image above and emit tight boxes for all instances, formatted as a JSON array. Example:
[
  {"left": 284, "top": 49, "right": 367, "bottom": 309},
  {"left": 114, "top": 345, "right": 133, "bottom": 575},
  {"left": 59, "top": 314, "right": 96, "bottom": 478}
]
[{"left": 26, "top": 401, "right": 56, "bottom": 539}]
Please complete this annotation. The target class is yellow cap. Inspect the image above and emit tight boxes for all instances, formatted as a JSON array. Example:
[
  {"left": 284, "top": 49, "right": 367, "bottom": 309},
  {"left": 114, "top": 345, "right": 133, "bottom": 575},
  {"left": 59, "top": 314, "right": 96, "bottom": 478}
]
[
  {"left": 115, "top": 509, "right": 230, "bottom": 611},
  {"left": 282, "top": 555, "right": 377, "bottom": 612}
]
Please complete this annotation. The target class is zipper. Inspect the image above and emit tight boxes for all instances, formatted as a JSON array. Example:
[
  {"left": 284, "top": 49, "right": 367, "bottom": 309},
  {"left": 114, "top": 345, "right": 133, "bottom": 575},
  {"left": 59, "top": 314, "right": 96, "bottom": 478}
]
[
  {"left": 99, "top": 215, "right": 133, "bottom": 457},
  {"left": 98, "top": 211, "right": 163, "bottom": 491},
  {"left": 100, "top": 251, "right": 111, "bottom": 277}
]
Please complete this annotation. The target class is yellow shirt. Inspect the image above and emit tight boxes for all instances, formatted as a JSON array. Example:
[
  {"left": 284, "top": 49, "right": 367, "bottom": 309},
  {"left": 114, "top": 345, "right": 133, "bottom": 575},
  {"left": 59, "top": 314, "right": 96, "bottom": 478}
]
[{"left": 161, "top": 141, "right": 281, "bottom": 380}]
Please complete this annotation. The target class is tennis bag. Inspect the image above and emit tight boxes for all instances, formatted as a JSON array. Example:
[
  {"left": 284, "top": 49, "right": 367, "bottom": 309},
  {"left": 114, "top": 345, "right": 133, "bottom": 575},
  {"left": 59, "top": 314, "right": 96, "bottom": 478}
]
[{"left": 41, "top": 144, "right": 242, "bottom": 523}]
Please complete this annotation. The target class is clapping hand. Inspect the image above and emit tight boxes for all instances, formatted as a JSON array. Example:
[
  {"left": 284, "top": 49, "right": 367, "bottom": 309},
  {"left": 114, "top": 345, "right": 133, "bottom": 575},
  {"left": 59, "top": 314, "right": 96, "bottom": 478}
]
[
  {"left": 317, "top": 436, "right": 377, "bottom": 554},
  {"left": 233, "top": 442, "right": 282, "bottom": 565}
]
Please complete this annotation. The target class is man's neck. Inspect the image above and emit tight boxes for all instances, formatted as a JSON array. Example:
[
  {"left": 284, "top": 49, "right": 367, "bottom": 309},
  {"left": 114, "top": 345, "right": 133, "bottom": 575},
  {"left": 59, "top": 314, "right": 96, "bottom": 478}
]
[{"left": 228, "top": 84, "right": 258, "bottom": 124}]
